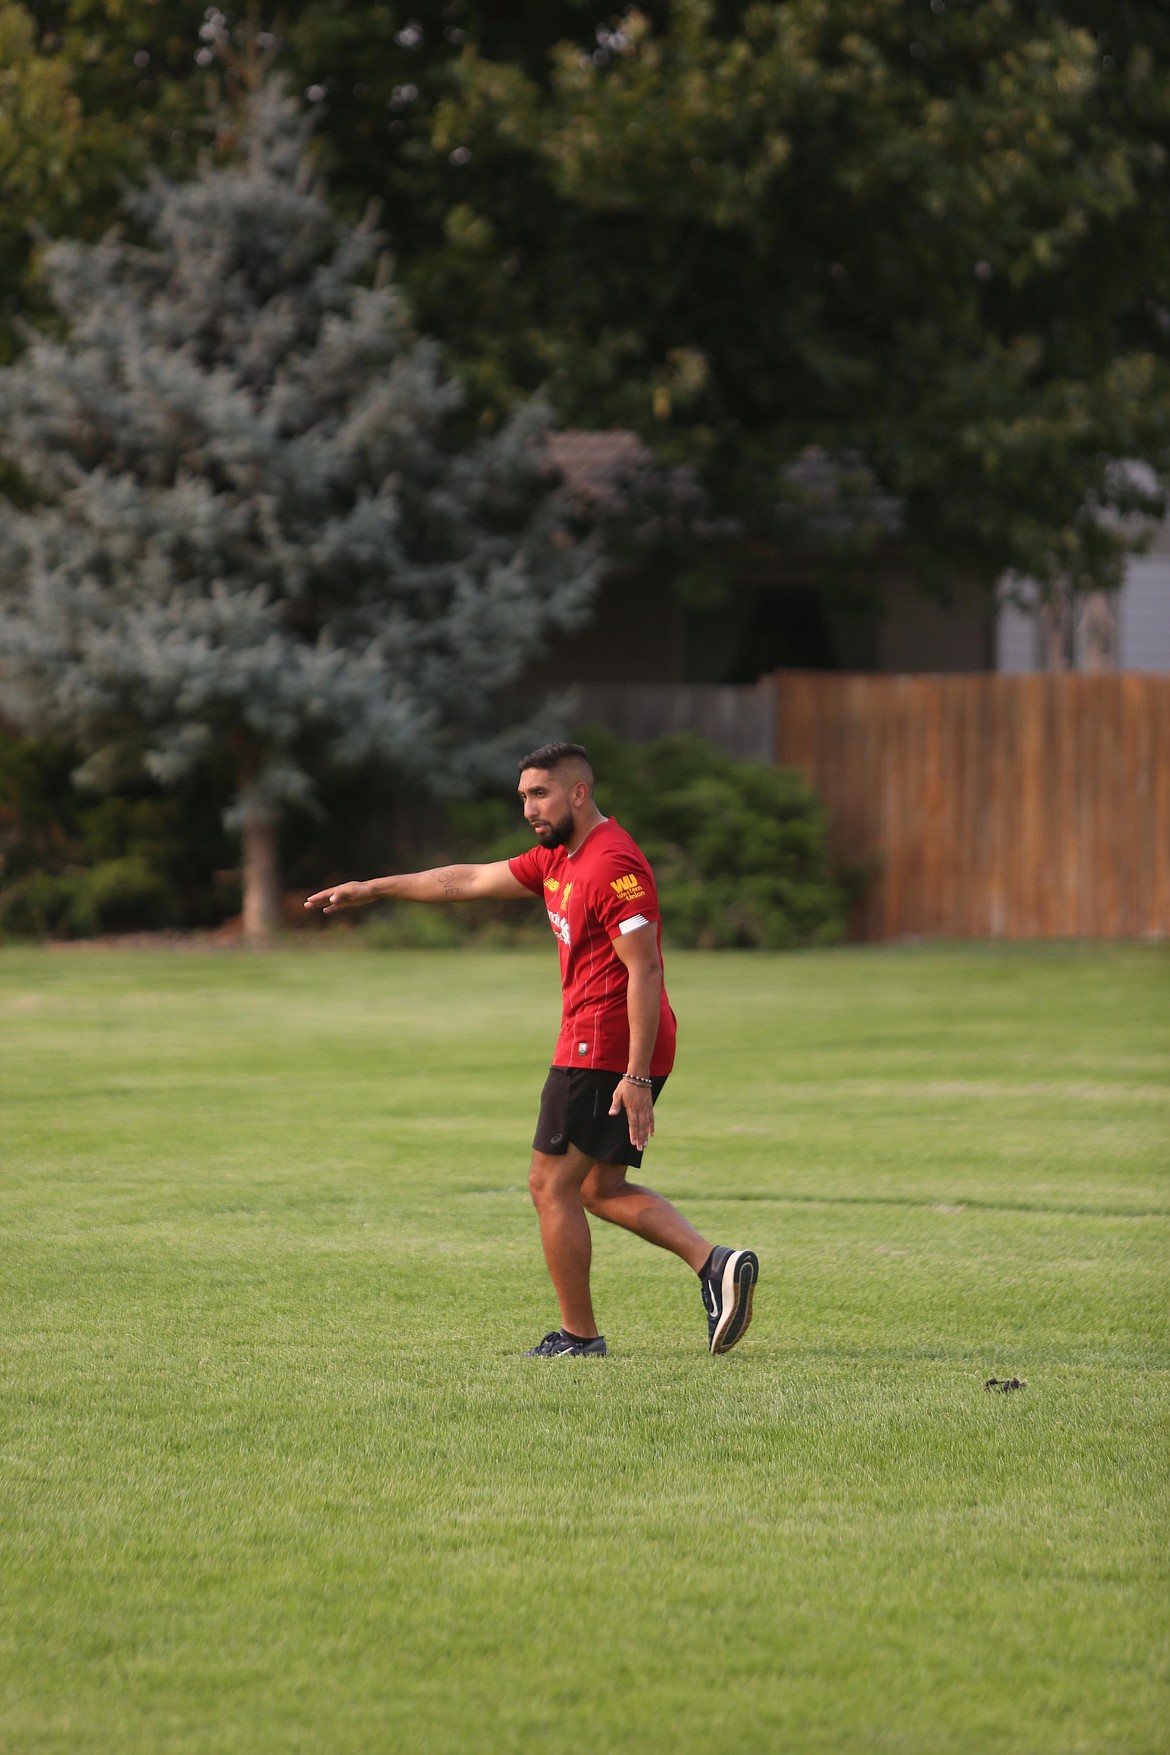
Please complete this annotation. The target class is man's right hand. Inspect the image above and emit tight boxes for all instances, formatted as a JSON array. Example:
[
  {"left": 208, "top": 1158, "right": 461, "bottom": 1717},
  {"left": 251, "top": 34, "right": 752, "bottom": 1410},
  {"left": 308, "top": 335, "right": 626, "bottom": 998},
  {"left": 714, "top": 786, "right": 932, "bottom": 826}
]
[
  {"left": 304, "top": 880, "right": 375, "bottom": 914},
  {"left": 305, "top": 861, "right": 526, "bottom": 913}
]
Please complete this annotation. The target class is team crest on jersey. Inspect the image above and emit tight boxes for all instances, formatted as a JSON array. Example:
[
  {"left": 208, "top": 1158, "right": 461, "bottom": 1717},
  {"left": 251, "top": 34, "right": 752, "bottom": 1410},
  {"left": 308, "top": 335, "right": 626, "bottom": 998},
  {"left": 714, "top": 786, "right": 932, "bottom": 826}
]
[{"left": 611, "top": 873, "right": 646, "bottom": 901}]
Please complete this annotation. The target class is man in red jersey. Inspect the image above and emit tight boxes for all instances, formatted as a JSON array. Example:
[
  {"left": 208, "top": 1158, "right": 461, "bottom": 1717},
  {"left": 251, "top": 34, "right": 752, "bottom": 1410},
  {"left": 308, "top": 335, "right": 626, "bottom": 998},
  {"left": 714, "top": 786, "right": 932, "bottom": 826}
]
[{"left": 305, "top": 742, "right": 758, "bottom": 1358}]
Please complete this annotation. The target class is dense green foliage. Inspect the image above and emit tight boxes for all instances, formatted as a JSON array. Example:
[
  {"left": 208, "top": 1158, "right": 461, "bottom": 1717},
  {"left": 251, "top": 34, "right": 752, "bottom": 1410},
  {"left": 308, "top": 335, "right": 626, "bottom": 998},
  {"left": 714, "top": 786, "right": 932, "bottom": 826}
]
[
  {"left": 431, "top": 0, "right": 1170, "bottom": 594},
  {"left": 0, "top": 728, "right": 235, "bottom": 938},
  {"left": 0, "top": 723, "right": 846, "bottom": 947},
  {"left": 2, "top": 944, "right": 1166, "bottom": 1752},
  {"left": 578, "top": 727, "right": 847, "bottom": 947},
  {"left": 8, "top": 1, "right": 1170, "bottom": 598}
]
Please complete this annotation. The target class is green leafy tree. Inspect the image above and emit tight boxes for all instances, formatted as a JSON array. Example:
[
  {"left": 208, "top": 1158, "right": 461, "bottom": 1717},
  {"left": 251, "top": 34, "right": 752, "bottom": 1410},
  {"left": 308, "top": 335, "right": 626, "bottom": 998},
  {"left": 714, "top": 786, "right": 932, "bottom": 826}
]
[
  {"left": 11, "top": 3, "right": 1170, "bottom": 613},
  {"left": 431, "top": 0, "right": 1170, "bottom": 599},
  {"left": 0, "top": 2, "right": 85, "bottom": 362},
  {"left": 0, "top": 71, "right": 598, "bottom": 938}
]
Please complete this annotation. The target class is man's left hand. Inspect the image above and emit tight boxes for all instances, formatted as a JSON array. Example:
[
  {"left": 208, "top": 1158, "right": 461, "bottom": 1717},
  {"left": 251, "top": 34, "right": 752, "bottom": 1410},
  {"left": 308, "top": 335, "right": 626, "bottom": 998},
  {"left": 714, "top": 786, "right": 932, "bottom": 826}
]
[{"left": 610, "top": 1078, "right": 655, "bottom": 1153}]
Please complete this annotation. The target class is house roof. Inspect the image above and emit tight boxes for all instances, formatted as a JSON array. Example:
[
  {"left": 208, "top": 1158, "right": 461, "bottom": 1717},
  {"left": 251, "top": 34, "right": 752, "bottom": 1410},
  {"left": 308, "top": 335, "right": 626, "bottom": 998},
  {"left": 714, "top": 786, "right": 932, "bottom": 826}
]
[{"left": 546, "top": 429, "right": 652, "bottom": 504}]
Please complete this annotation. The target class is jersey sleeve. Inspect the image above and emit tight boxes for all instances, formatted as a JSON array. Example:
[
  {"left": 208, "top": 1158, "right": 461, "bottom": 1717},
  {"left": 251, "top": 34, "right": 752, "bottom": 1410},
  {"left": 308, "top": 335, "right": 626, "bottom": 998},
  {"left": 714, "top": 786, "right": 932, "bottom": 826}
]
[
  {"left": 588, "top": 844, "right": 661, "bottom": 941},
  {"left": 507, "top": 845, "right": 551, "bottom": 896}
]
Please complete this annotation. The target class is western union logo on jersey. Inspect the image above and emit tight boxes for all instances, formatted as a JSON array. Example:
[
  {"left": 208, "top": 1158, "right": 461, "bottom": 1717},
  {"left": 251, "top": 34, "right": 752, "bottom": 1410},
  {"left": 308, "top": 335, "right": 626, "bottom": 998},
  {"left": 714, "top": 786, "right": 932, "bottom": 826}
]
[{"left": 611, "top": 873, "right": 646, "bottom": 900}]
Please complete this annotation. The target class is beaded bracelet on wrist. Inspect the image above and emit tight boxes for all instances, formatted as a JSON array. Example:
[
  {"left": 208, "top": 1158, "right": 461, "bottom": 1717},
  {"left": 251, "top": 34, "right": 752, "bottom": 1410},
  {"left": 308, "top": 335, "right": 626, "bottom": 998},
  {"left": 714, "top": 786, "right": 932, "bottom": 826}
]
[{"left": 623, "top": 1072, "right": 654, "bottom": 1088}]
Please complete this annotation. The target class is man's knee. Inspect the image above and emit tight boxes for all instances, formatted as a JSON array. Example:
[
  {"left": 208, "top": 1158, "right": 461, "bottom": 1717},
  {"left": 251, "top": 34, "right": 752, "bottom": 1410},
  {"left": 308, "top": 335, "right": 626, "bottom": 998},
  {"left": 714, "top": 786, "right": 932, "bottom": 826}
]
[
  {"left": 528, "top": 1153, "right": 552, "bottom": 1205},
  {"left": 529, "top": 1149, "right": 586, "bottom": 1206},
  {"left": 581, "top": 1165, "right": 629, "bottom": 1216}
]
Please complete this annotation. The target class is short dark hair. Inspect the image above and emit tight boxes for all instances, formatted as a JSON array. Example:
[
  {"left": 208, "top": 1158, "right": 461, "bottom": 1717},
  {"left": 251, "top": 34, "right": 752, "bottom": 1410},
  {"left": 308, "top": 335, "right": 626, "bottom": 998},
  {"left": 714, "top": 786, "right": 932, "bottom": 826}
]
[{"left": 518, "top": 740, "right": 592, "bottom": 778}]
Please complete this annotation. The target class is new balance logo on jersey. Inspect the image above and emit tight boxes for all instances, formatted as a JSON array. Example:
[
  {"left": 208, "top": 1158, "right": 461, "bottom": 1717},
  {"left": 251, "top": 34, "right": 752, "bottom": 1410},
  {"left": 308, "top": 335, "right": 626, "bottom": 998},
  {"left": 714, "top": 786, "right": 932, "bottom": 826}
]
[{"left": 611, "top": 873, "right": 646, "bottom": 900}]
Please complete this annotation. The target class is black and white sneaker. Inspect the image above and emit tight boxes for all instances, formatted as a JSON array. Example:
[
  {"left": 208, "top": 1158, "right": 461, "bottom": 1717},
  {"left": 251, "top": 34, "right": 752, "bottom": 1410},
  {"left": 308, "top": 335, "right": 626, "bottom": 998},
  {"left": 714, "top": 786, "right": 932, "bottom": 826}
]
[
  {"left": 526, "top": 1330, "right": 608, "bottom": 1357},
  {"left": 700, "top": 1246, "right": 759, "bottom": 1354}
]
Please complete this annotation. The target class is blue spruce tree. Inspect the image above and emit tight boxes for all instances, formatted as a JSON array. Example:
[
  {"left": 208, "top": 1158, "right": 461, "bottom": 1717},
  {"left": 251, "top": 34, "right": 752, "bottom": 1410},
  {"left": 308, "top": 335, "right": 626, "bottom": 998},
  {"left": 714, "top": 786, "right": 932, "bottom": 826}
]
[{"left": 0, "top": 77, "right": 598, "bottom": 938}]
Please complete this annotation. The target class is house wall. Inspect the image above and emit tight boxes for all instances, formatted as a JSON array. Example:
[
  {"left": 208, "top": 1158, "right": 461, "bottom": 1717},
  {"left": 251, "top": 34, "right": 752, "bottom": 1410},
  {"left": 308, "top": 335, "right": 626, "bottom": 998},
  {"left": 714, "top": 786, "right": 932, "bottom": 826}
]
[
  {"left": 877, "top": 577, "right": 994, "bottom": 673},
  {"left": 545, "top": 560, "right": 994, "bottom": 689},
  {"left": 997, "top": 557, "right": 1170, "bottom": 673},
  {"left": 1120, "top": 559, "right": 1170, "bottom": 670},
  {"left": 537, "top": 564, "right": 684, "bottom": 686}
]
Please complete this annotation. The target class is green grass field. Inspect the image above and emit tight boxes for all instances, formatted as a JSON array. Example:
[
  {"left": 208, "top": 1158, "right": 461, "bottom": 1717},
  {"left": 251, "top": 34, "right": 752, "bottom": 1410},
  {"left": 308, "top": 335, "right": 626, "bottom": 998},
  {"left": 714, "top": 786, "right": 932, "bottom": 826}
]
[{"left": 2, "top": 942, "right": 1167, "bottom": 1754}]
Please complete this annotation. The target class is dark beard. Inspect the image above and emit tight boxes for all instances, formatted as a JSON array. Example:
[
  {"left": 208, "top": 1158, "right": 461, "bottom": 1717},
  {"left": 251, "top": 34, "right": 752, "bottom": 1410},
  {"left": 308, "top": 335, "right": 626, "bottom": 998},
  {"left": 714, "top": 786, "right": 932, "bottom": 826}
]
[{"left": 534, "top": 809, "right": 574, "bottom": 849}]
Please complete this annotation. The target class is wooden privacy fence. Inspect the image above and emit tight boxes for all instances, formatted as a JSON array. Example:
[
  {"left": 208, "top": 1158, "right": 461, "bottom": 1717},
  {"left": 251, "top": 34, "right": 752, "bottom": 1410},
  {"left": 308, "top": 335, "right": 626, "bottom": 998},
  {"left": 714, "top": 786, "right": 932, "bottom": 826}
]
[{"left": 773, "top": 670, "right": 1170, "bottom": 942}]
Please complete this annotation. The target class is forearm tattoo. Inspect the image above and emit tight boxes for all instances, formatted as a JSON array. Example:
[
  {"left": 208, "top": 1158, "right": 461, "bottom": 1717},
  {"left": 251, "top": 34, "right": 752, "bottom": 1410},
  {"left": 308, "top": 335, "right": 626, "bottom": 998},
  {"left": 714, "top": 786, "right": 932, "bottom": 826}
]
[{"left": 436, "top": 867, "right": 463, "bottom": 899}]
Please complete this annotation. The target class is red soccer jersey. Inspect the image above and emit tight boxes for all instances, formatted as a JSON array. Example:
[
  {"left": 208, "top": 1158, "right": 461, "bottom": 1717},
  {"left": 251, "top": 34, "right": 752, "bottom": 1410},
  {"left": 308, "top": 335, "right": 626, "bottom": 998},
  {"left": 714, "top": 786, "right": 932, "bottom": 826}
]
[{"left": 508, "top": 817, "right": 677, "bottom": 1075}]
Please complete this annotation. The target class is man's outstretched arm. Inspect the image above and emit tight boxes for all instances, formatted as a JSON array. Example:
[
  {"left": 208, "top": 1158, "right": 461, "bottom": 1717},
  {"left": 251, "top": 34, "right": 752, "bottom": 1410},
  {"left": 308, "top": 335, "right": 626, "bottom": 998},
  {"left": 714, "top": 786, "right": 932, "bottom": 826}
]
[{"left": 305, "top": 861, "right": 529, "bottom": 915}]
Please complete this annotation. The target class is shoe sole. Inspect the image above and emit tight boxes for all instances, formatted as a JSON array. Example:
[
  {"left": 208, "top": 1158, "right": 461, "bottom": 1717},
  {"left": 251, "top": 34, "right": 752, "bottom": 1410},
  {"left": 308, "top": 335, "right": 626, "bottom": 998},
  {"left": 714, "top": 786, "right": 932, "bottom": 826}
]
[
  {"left": 527, "top": 1344, "right": 608, "bottom": 1357},
  {"left": 710, "top": 1250, "right": 758, "bottom": 1354}
]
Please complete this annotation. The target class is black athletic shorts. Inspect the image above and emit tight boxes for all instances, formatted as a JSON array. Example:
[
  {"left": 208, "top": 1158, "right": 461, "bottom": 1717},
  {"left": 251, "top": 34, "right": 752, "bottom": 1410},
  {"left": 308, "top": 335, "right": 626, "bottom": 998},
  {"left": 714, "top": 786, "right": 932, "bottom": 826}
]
[{"left": 533, "top": 1066, "right": 668, "bottom": 1170}]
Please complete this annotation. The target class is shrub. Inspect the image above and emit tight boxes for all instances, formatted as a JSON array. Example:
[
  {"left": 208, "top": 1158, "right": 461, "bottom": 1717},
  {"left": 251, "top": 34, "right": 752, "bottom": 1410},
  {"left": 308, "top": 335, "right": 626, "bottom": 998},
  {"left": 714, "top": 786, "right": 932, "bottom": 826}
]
[
  {"left": 582, "top": 728, "right": 846, "bottom": 948},
  {"left": 80, "top": 857, "right": 174, "bottom": 933},
  {"left": 363, "top": 903, "right": 466, "bottom": 951},
  {"left": 0, "top": 857, "right": 174, "bottom": 940},
  {"left": 0, "top": 727, "right": 233, "bottom": 938},
  {"left": 0, "top": 871, "right": 85, "bottom": 939}
]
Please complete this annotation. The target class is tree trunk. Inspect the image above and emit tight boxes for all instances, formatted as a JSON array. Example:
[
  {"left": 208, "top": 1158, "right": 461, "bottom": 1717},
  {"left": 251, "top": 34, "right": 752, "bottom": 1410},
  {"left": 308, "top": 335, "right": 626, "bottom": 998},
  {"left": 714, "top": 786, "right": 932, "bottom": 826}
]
[
  {"left": 1038, "top": 584, "right": 1073, "bottom": 672},
  {"left": 241, "top": 811, "right": 282, "bottom": 943},
  {"left": 1081, "top": 590, "right": 1117, "bottom": 671}
]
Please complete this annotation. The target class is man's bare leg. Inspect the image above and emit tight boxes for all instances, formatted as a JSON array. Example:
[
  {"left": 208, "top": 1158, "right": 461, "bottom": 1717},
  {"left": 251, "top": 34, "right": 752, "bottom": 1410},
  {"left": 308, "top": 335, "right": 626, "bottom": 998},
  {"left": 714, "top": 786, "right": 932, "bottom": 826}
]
[
  {"left": 528, "top": 1146, "right": 601, "bottom": 1338},
  {"left": 581, "top": 1162, "right": 711, "bottom": 1272},
  {"left": 583, "top": 1162, "right": 758, "bottom": 1355}
]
